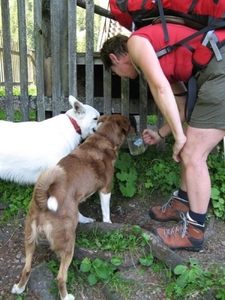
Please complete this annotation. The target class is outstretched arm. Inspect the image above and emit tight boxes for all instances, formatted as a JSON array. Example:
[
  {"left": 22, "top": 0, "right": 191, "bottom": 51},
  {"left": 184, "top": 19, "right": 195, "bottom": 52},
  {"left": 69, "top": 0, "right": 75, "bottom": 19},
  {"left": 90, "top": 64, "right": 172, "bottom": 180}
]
[{"left": 127, "top": 36, "right": 186, "bottom": 162}]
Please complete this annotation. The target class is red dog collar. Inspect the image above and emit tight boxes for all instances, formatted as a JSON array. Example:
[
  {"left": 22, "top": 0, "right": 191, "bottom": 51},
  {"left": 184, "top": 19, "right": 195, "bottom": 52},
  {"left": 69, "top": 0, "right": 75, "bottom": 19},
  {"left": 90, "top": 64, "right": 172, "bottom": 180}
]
[{"left": 68, "top": 116, "right": 81, "bottom": 135}]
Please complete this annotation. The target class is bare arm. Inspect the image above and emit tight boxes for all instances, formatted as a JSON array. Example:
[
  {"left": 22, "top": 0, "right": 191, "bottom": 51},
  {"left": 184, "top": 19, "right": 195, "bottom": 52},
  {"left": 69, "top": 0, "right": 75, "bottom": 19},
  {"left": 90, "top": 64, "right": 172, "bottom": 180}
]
[
  {"left": 143, "top": 82, "right": 187, "bottom": 145},
  {"left": 127, "top": 36, "right": 186, "bottom": 161}
]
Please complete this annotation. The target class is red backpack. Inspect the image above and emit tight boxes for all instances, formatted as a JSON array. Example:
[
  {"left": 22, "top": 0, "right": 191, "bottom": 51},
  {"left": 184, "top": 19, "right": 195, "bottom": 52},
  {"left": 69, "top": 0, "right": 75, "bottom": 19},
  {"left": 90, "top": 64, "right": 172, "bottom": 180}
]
[
  {"left": 110, "top": 0, "right": 225, "bottom": 32},
  {"left": 110, "top": 0, "right": 225, "bottom": 69},
  {"left": 109, "top": 0, "right": 225, "bottom": 122}
]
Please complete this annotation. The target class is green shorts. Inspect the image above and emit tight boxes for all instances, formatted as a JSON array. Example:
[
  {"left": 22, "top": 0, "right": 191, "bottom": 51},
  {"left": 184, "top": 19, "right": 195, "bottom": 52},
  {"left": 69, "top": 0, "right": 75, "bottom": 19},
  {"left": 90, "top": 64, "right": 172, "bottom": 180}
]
[{"left": 189, "top": 45, "right": 225, "bottom": 129}]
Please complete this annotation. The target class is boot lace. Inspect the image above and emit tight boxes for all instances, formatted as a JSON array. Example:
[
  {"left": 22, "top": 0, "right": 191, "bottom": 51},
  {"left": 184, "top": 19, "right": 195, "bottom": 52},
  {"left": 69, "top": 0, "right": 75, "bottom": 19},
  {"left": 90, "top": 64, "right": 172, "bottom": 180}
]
[
  {"left": 164, "top": 212, "right": 187, "bottom": 238},
  {"left": 160, "top": 194, "right": 174, "bottom": 213}
]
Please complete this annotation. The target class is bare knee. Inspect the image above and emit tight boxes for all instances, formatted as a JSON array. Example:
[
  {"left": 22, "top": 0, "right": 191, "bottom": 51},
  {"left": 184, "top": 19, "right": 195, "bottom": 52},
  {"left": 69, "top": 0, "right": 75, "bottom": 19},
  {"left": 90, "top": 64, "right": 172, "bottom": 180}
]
[
  {"left": 180, "top": 147, "right": 204, "bottom": 169},
  {"left": 180, "top": 146, "right": 190, "bottom": 164}
]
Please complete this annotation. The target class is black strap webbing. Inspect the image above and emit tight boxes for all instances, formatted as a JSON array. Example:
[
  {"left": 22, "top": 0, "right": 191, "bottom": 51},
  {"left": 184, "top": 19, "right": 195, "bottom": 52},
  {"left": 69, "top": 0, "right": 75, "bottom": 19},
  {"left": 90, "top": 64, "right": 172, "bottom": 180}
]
[
  {"left": 188, "top": 0, "right": 199, "bottom": 14},
  {"left": 156, "top": 25, "right": 217, "bottom": 59},
  {"left": 156, "top": 0, "right": 169, "bottom": 42}
]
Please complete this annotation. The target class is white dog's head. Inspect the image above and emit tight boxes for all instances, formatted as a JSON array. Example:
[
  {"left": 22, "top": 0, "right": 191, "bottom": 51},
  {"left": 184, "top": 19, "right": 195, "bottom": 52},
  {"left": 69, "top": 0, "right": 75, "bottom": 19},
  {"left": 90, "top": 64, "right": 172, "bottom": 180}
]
[{"left": 66, "top": 95, "right": 100, "bottom": 139}]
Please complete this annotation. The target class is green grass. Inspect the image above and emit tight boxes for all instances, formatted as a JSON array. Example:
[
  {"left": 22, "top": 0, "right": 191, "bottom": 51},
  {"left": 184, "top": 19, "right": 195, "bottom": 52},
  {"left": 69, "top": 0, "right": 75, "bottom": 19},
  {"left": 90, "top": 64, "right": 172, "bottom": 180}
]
[
  {"left": 0, "top": 85, "right": 37, "bottom": 96},
  {"left": 0, "top": 109, "right": 36, "bottom": 121},
  {"left": 0, "top": 85, "right": 37, "bottom": 121}
]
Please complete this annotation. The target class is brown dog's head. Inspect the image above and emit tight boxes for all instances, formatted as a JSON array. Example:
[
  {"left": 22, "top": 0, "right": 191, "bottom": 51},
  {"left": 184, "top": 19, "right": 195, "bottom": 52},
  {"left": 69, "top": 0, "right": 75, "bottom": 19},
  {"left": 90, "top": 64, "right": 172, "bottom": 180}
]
[{"left": 97, "top": 114, "right": 131, "bottom": 149}]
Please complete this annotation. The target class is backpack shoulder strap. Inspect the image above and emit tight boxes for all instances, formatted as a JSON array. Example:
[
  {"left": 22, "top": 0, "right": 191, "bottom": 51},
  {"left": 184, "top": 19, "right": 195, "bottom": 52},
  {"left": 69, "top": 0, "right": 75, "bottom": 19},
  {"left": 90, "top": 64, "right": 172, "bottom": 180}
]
[
  {"left": 156, "top": 25, "right": 215, "bottom": 58},
  {"left": 156, "top": 0, "right": 169, "bottom": 42}
]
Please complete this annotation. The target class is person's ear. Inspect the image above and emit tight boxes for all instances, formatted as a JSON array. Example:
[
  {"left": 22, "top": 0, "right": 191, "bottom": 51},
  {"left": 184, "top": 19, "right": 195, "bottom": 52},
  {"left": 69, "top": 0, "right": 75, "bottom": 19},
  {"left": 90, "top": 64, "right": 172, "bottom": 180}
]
[{"left": 109, "top": 53, "right": 119, "bottom": 64}]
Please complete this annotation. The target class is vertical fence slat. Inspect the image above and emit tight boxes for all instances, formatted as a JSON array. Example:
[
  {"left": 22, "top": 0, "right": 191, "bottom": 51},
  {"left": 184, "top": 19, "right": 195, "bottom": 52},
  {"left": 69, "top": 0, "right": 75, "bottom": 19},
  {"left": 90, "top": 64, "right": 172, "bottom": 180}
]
[
  {"left": 121, "top": 77, "right": 129, "bottom": 118},
  {"left": 17, "top": 0, "right": 29, "bottom": 121},
  {"left": 139, "top": 74, "right": 148, "bottom": 132},
  {"left": 34, "top": 0, "right": 45, "bottom": 121},
  {"left": 68, "top": 0, "right": 77, "bottom": 98},
  {"left": 60, "top": 0, "right": 69, "bottom": 98},
  {"left": 103, "top": 69, "right": 112, "bottom": 114},
  {"left": 51, "top": 0, "right": 61, "bottom": 115},
  {"left": 1, "top": 0, "right": 14, "bottom": 120},
  {"left": 85, "top": 0, "right": 94, "bottom": 105}
]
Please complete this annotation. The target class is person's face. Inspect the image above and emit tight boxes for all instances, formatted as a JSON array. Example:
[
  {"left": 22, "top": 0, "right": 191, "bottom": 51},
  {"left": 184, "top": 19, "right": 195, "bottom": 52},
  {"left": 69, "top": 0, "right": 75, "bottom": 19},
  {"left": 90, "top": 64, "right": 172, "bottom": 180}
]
[{"left": 109, "top": 53, "right": 138, "bottom": 79}]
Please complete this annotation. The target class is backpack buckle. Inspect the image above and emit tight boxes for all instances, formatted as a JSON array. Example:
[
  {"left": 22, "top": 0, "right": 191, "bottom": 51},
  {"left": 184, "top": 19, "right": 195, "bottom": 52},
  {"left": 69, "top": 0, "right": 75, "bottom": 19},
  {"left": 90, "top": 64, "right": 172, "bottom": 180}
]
[
  {"left": 202, "top": 30, "right": 222, "bottom": 61},
  {"left": 156, "top": 45, "right": 173, "bottom": 58}
]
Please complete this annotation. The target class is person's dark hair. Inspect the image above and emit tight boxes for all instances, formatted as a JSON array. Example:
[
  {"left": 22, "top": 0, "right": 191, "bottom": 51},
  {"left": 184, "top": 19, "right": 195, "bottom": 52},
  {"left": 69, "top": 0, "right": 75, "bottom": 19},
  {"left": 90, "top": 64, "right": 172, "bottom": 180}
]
[{"left": 100, "top": 34, "right": 129, "bottom": 71}]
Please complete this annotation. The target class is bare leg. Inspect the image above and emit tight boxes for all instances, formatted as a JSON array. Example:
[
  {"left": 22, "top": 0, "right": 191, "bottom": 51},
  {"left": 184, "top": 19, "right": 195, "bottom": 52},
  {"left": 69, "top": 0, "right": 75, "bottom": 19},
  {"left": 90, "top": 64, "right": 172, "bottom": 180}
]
[
  {"left": 181, "top": 126, "right": 225, "bottom": 214},
  {"left": 179, "top": 161, "right": 187, "bottom": 192}
]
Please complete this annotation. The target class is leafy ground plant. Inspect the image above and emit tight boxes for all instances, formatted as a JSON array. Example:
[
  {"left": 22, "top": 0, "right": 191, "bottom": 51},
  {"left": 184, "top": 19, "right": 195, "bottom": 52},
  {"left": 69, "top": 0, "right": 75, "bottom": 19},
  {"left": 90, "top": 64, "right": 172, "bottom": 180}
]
[
  {"left": 208, "top": 153, "right": 225, "bottom": 220},
  {"left": 0, "top": 180, "right": 33, "bottom": 221},
  {"left": 47, "top": 226, "right": 156, "bottom": 298},
  {"left": 114, "top": 152, "right": 138, "bottom": 197},
  {"left": 46, "top": 227, "right": 225, "bottom": 300},
  {"left": 165, "top": 258, "right": 225, "bottom": 300},
  {"left": 114, "top": 144, "right": 225, "bottom": 220}
]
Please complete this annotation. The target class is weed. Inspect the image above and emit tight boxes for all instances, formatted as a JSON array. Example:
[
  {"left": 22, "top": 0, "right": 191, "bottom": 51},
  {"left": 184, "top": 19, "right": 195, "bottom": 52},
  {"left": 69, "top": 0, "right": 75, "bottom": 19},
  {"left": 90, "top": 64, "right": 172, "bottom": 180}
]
[
  {"left": 76, "top": 225, "right": 149, "bottom": 253},
  {"left": 208, "top": 153, "right": 225, "bottom": 220},
  {"left": 114, "top": 146, "right": 225, "bottom": 221},
  {"left": 165, "top": 258, "right": 225, "bottom": 299},
  {"left": 114, "top": 152, "right": 138, "bottom": 197},
  {"left": 47, "top": 226, "right": 156, "bottom": 297},
  {"left": 147, "top": 114, "right": 158, "bottom": 125},
  {"left": 47, "top": 228, "right": 225, "bottom": 299},
  {"left": 80, "top": 257, "right": 118, "bottom": 285},
  {"left": 0, "top": 180, "right": 33, "bottom": 222}
]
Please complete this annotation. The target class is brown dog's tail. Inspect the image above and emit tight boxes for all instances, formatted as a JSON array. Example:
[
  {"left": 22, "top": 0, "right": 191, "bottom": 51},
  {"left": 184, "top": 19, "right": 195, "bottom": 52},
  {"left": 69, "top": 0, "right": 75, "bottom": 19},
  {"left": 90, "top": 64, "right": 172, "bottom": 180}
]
[{"left": 33, "top": 165, "right": 67, "bottom": 212}]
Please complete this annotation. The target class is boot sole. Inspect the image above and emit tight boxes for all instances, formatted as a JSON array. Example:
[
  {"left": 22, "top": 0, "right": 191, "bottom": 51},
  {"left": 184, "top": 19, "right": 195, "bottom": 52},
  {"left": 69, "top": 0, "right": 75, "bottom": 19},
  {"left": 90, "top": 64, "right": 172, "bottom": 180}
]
[
  {"left": 170, "top": 246, "right": 204, "bottom": 252},
  {"left": 149, "top": 210, "right": 181, "bottom": 222}
]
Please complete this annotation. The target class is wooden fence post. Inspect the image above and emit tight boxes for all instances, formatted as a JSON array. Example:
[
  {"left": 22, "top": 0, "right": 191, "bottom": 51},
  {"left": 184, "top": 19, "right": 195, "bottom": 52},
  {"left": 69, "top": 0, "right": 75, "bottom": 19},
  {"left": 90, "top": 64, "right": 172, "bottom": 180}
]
[
  {"left": 1, "top": 0, "right": 14, "bottom": 120},
  {"left": 17, "top": 0, "right": 29, "bottom": 120},
  {"left": 34, "top": 0, "right": 45, "bottom": 121},
  {"left": 85, "top": 0, "right": 94, "bottom": 106},
  {"left": 68, "top": 0, "right": 77, "bottom": 98}
]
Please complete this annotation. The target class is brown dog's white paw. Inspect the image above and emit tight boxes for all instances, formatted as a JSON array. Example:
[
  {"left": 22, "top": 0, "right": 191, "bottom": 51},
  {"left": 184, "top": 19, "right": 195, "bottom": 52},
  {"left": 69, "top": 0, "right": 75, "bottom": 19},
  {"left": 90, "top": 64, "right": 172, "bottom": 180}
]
[
  {"left": 78, "top": 212, "right": 95, "bottom": 223},
  {"left": 103, "top": 219, "right": 112, "bottom": 223},
  {"left": 11, "top": 283, "right": 26, "bottom": 294},
  {"left": 62, "top": 293, "right": 75, "bottom": 300}
]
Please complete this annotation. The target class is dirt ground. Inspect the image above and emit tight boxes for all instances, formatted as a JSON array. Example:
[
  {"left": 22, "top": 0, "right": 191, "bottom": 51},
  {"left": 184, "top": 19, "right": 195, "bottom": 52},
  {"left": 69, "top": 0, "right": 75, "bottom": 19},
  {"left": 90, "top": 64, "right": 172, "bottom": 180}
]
[{"left": 0, "top": 192, "right": 225, "bottom": 300}]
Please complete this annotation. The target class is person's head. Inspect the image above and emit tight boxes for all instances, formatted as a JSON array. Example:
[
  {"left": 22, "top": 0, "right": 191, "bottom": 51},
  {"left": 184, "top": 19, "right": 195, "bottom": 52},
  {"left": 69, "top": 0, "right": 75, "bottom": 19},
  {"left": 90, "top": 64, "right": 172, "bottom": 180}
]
[
  {"left": 100, "top": 34, "right": 128, "bottom": 70},
  {"left": 100, "top": 34, "right": 138, "bottom": 79}
]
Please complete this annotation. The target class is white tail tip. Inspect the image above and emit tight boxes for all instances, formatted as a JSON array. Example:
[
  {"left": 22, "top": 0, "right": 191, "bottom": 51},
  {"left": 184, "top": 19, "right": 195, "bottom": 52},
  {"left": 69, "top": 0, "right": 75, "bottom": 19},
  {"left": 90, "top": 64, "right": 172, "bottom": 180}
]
[{"left": 47, "top": 196, "right": 58, "bottom": 212}]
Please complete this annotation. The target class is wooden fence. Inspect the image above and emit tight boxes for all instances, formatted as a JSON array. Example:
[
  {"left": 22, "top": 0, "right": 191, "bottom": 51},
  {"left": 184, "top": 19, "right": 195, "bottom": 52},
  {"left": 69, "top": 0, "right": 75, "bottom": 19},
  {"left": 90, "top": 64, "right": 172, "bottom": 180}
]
[
  {"left": 0, "top": 39, "right": 35, "bottom": 86},
  {"left": 0, "top": 0, "right": 160, "bottom": 133}
]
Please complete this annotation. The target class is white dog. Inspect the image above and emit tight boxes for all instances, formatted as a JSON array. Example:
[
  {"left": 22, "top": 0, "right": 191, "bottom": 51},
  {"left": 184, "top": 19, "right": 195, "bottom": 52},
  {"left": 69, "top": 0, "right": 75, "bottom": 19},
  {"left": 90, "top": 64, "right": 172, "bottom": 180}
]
[{"left": 0, "top": 95, "right": 100, "bottom": 186}]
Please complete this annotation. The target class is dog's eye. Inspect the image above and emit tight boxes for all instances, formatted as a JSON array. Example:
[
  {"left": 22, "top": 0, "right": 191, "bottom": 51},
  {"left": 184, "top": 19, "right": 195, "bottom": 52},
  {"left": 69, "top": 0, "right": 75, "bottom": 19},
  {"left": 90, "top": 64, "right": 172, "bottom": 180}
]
[{"left": 94, "top": 117, "right": 98, "bottom": 120}]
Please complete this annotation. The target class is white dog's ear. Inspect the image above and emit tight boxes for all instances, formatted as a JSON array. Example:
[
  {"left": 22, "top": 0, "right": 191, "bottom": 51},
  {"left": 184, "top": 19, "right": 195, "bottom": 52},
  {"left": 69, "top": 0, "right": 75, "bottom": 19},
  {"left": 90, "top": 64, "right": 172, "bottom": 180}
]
[{"left": 69, "top": 95, "right": 85, "bottom": 116}]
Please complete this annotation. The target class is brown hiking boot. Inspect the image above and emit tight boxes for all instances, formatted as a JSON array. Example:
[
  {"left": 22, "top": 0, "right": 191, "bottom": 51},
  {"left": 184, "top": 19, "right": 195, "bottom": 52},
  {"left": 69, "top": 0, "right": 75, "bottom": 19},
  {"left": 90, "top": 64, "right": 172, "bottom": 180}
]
[
  {"left": 149, "top": 191, "right": 189, "bottom": 222},
  {"left": 154, "top": 212, "right": 205, "bottom": 252}
]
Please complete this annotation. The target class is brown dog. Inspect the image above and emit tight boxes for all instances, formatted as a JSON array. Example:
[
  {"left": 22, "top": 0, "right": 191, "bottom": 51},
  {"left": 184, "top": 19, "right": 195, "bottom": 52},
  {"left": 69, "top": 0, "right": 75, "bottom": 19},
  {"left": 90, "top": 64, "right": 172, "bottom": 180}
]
[{"left": 11, "top": 114, "right": 130, "bottom": 300}]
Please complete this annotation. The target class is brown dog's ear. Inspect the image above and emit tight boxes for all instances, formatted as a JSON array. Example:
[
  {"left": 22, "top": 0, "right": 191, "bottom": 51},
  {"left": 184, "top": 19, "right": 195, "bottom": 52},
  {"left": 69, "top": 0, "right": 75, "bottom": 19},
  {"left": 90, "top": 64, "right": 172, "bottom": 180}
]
[
  {"left": 118, "top": 117, "right": 131, "bottom": 134},
  {"left": 97, "top": 115, "right": 109, "bottom": 124}
]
